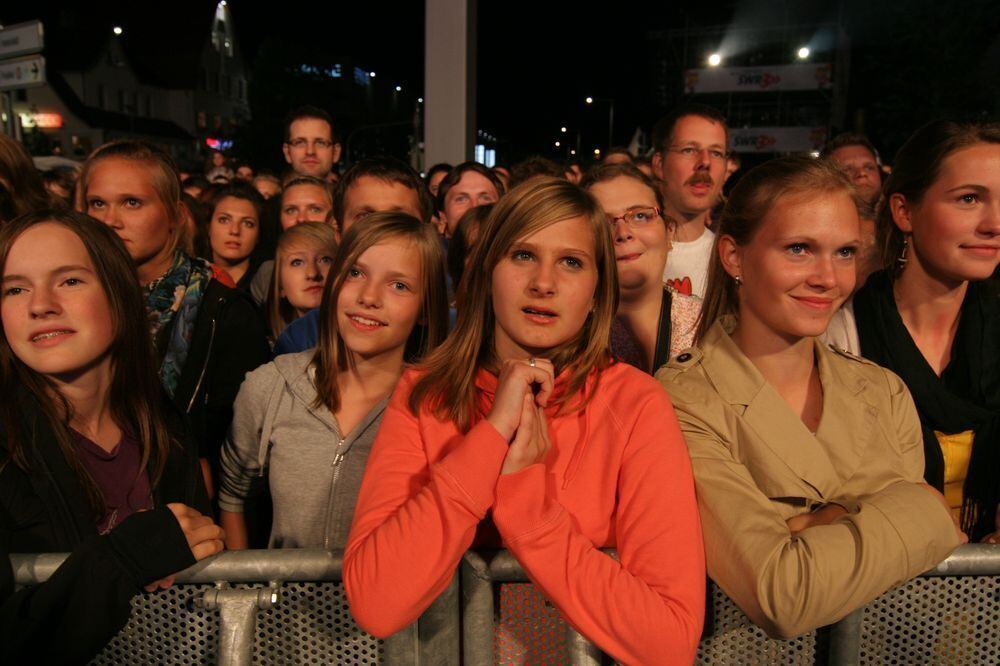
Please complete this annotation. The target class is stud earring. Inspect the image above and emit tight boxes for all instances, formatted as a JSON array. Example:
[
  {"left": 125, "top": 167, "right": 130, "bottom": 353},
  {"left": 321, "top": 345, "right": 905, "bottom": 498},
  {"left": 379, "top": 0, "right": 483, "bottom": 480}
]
[{"left": 734, "top": 275, "right": 743, "bottom": 287}]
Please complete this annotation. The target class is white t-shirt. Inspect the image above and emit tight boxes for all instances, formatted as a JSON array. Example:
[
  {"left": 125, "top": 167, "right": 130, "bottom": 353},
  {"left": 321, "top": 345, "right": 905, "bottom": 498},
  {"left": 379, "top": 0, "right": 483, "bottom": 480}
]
[{"left": 662, "top": 228, "right": 715, "bottom": 299}]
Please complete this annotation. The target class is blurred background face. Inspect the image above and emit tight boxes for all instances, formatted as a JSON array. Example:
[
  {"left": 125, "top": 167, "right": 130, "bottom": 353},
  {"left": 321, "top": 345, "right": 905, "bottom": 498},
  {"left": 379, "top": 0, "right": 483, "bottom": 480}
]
[
  {"left": 829, "top": 145, "right": 882, "bottom": 206},
  {"left": 340, "top": 177, "right": 423, "bottom": 234},
  {"left": 280, "top": 183, "right": 332, "bottom": 230},
  {"left": 442, "top": 171, "right": 499, "bottom": 237}
]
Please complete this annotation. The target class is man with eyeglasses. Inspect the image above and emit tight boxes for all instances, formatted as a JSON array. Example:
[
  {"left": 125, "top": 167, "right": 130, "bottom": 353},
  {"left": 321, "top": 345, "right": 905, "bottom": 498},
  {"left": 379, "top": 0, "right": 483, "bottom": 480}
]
[
  {"left": 651, "top": 103, "right": 729, "bottom": 298},
  {"left": 282, "top": 105, "right": 342, "bottom": 180}
]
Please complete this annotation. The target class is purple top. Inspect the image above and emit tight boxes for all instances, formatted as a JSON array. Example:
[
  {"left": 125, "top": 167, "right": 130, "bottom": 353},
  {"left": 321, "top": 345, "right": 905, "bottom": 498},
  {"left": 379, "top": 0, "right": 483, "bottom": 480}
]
[{"left": 72, "top": 429, "right": 153, "bottom": 535}]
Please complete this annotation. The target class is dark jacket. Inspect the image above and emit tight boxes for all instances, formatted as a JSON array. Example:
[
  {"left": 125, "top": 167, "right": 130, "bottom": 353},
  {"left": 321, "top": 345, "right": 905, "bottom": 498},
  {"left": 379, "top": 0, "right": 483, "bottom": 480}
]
[
  {"left": 0, "top": 395, "right": 210, "bottom": 664},
  {"left": 170, "top": 278, "right": 271, "bottom": 475}
]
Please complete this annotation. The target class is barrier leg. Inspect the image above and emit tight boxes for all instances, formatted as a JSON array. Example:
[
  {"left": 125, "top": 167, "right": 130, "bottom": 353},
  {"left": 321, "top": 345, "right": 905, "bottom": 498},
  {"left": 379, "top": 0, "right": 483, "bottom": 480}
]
[
  {"left": 198, "top": 583, "right": 279, "bottom": 666},
  {"left": 462, "top": 551, "right": 495, "bottom": 666},
  {"left": 567, "top": 626, "right": 602, "bottom": 665},
  {"left": 826, "top": 606, "right": 864, "bottom": 666}
]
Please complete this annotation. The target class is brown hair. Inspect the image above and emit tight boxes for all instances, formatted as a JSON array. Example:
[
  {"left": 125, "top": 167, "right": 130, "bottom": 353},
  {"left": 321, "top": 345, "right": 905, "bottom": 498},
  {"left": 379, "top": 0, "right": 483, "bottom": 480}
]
[
  {"left": 580, "top": 162, "right": 670, "bottom": 224},
  {"left": 408, "top": 176, "right": 618, "bottom": 431},
  {"left": 696, "top": 156, "right": 858, "bottom": 343},
  {"left": 75, "top": 140, "right": 185, "bottom": 258},
  {"left": 0, "top": 134, "right": 55, "bottom": 221},
  {"left": 878, "top": 120, "right": 1000, "bottom": 273},
  {"left": 332, "top": 157, "right": 432, "bottom": 225},
  {"left": 266, "top": 221, "right": 339, "bottom": 338},
  {"left": 312, "top": 212, "right": 449, "bottom": 413},
  {"left": 434, "top": 161, "right": 506, "bottom": 213},
  {"left": 0, "top": 210, "right": 176, "bottom": 518}
]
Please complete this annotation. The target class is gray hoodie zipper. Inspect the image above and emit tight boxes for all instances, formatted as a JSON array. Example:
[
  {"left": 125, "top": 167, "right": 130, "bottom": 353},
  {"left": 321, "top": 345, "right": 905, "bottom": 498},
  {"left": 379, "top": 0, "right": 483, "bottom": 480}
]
[{"left": 323, "top": 437, "right": 347, "bottom": 549}]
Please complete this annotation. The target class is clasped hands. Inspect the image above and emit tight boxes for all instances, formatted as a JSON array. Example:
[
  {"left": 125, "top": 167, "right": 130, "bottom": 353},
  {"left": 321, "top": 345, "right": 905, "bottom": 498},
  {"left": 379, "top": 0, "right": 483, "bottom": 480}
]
[{"left": 486, "top": 358, "right": 554, "bottom": 475}]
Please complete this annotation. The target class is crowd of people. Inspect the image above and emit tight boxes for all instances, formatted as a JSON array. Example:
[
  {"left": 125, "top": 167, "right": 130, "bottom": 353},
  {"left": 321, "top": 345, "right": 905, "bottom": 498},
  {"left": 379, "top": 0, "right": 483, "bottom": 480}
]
[{"left": 0, "top": 100, "right": 997, "bottom": 664}]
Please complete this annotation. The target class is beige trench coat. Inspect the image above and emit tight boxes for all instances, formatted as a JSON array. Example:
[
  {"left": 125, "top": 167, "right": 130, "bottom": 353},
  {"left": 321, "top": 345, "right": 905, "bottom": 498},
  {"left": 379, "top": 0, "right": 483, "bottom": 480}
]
[{"left": 657, "top": 318, "right": 961, "bottom": 639}]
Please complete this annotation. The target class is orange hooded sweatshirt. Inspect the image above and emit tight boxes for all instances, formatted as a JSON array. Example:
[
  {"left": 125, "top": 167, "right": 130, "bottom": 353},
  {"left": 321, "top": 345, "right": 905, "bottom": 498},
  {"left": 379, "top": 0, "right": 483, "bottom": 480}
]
[{"left": 344, "top": 362, "right": 705, "bottom": 665}]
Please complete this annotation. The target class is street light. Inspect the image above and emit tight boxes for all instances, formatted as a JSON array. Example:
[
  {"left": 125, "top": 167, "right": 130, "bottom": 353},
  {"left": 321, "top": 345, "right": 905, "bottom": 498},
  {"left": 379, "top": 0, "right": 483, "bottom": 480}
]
[
  {"left": 417, "top": 97, "right": 424, "bottom": 103},
  {"left": 708, "top": 53, "right": 722, "bottom": 67},
  {"left": 594, "top": 148, "right": 601, "bottom": 156},
  {"left": 560, "top": 126, "right": 567, "bottom": 133},
  {"left": 555, "top": 141, "right": 561, "bottom": 148},
  {"left": 113, "top": 26, "right": 123, "bottom": 36},
  {"left": 584, "top": 97, "right": 615, "bottom": 152},
  {"left": 585, "top": 96, "right": 594, "bottom": 105},
  {"left": 797, "top": 46, "right": 811, "bottom": 60},
  {"left": 570, "top": 149, "right": 576, "bottom": 155},
  {"left": 369, "top": 71, "right": 376, "bottom": 78},
  {"left": 395, "top": 85, "right": 402, "bottom": 92}
]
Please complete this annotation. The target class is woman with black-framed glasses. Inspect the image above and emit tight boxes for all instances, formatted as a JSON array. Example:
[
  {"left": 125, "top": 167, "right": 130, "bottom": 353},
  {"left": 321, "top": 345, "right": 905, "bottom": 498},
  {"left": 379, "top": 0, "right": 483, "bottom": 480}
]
[{"left": 582, "top": 163, "right": 702, "bottom": 373}]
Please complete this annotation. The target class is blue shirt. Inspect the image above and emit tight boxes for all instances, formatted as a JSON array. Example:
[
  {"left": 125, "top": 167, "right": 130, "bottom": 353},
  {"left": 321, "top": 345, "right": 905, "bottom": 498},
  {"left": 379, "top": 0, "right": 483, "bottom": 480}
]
[{"left": 274, "top": 308, "right": 319, "bottom": 356}]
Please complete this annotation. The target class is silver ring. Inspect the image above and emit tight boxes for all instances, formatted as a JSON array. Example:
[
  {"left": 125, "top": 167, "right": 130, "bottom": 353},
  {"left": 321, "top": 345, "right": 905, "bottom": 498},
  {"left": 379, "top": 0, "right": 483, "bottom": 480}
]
[{"left": 528, "top": 358, "right": 536, "bottom": 367}]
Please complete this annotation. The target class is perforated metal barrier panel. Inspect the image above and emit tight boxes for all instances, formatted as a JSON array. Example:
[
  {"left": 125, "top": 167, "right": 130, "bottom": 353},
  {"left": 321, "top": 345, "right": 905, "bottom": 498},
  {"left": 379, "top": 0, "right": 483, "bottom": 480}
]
[
  {"left": 857, "top": 575, "right": 1000, "bottom": 665},
  {"left": 89, "top": 582, "right": 382, "bottom": 665},
  {"left": 496, "top": 583, "right": 570, "bottom": 664}
]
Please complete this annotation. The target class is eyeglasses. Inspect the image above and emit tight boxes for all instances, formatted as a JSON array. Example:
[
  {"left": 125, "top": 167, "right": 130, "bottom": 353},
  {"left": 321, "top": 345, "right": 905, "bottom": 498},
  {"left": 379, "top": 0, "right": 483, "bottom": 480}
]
[
  {"left": 665, "top": 145, "right": 728, "bottom": 163},
  {"left": 285, "top": 138, "right": 335, "bottom": 150},
  {"left": 606, "top": 207, "right": 661, "bottom": 228}
]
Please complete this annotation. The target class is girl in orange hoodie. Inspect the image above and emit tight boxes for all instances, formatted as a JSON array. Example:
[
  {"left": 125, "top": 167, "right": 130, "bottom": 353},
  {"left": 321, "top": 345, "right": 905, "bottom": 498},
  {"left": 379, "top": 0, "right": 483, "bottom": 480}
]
[{"left": 344, "top": 177, "right": 705, "bottom": 665}]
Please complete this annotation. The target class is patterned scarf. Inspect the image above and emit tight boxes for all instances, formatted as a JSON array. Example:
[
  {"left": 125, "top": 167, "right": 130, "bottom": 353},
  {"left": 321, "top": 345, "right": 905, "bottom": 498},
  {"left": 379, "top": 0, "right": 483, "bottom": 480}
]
[{"left": 144, "top": 251, "right": 213, "bottom": 398}]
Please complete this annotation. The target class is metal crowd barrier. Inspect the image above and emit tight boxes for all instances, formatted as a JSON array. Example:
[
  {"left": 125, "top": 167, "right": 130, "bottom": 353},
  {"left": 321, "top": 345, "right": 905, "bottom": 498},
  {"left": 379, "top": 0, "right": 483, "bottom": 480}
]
[
  {"left": 11, "top": 544, "right": 1000, "bottom": 664},
  {"left": 11, "top": 549, "right": 459, "bottom": 665}
]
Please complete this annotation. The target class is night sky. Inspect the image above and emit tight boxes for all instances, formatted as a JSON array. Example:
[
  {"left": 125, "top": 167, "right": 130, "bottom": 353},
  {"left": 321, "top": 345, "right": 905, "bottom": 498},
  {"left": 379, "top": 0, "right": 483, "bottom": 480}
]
[{"left": 3, "top": 0, "right": 999, "bottom": 164}]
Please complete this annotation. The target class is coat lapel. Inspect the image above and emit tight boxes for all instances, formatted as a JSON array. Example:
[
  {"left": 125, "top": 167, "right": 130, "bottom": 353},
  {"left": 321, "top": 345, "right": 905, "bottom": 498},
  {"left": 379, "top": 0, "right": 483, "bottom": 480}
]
[{"left": 700, "top": 320, "right": 846, "bottom": 500}]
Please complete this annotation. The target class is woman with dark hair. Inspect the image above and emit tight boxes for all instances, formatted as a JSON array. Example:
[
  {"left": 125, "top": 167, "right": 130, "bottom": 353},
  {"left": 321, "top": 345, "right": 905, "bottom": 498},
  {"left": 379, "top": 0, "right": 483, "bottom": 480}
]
[
  {"left": 582, "top": 163, "right": 701, "bottom": 372},
  {"left": 345, "top": 178, "right": 705, "bottom": 664},
  {"left": 853, "top": 120, "right": 1000, "bottom": 542},
  {"left": 219, "top": 213, "right": 449, "bottom": 549},
  {"left": 76, "top": 140, "right": 270, "bottom": 496},
  {"left": 206, "top": 182, "right": 267, "bottom": 290},
  {"left": 0, "top": 134, "right": 53, "bottom": 222},
  {"left": 660, "top": 156, "right": 961, "bottom": 639},
  {"left": 0, "top": 210, "right": 223, "bottom": 662}
]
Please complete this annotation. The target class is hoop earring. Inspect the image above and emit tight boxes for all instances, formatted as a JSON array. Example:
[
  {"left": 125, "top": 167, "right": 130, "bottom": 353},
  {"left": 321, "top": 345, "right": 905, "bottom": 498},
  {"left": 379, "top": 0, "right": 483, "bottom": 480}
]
[{"left": 898, "top": 235, "right": 909, "bottom": 268}]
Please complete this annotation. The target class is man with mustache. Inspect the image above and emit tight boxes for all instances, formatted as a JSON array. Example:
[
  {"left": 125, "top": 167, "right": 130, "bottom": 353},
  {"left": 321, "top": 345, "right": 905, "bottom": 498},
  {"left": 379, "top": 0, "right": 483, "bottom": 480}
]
[{"left": 651, "top": 104, "right": 729, "bottom": 298}]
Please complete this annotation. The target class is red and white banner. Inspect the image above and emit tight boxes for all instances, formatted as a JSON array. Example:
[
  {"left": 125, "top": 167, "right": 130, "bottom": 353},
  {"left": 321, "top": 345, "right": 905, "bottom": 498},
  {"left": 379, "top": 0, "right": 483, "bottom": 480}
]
[
  {"left": 729, "top": 127, "right": 829, "bottom": 154},
  {"left": 685, "top": 63, "right": 833, "bottom": 94}
]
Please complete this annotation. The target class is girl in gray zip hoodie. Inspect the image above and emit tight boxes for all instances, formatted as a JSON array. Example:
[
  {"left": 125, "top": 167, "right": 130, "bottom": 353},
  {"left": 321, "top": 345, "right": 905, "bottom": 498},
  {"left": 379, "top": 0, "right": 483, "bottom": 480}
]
[{"left": 218, "top": 212, "right": 449, "bottom": 549}]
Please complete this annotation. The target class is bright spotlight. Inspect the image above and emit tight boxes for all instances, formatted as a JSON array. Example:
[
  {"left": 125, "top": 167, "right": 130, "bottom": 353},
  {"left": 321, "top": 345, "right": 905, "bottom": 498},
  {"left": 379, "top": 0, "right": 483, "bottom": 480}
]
[
  {"left": 113, "top": 26, "right": 123, "bottom": 36},
  {"left": 585, "top": 96, "right": 594, "bottom": 104},
  {"left": 797, "top": 47, "right": 811, "bottom": 60},
  {"left": 395, "top": 85, "right": 402, "bottom": 92},
  {"left": 417, "top": 97, "right": 424, "bottom": 103},
  {"left": 369, "top": 71, "right": 376, "bottom": 78},
  {"left": 708, "top": 53, "right": 722, "bottom": 67}
]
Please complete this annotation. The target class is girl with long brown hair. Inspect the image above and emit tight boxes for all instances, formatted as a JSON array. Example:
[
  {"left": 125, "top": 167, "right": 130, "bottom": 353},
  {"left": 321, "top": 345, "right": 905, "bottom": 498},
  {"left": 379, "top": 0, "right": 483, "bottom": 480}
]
[
  {"left": 218, "top": 212, "right": 448, "bottom": 549},
  {"left": 0, "top": 210, "right": 223, "bottom": 663},
  {"left": 344, "top": 177, "right": 705, "bottom": 665}
]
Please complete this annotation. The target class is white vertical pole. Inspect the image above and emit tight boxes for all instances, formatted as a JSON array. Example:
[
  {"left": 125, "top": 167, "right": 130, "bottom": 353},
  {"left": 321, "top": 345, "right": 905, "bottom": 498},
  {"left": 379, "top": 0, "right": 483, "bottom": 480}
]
[{"left": 424, "top": 0, "right": 476, "bottom": 167}]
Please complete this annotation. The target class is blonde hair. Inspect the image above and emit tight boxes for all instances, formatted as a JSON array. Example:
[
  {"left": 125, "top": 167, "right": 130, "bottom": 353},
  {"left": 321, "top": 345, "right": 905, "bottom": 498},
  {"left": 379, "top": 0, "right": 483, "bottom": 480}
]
[
  {"left": 266, "top": 222, "right": 338, "bottom": 338},
  {"left": 312, "top": 213, "right": 449, "bottom": 414},
  {"left": 696, "top": 156, "right": 858, "bottom": 343},
  {"left": 409, "top": 176, "right": 618, "bottom": 431},
  {"left": 75, "top": 140, "right": 185, "bottom": 259}
]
